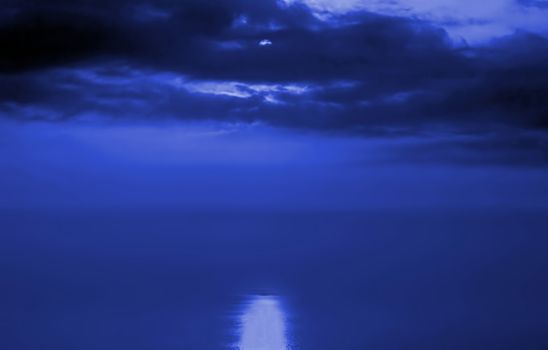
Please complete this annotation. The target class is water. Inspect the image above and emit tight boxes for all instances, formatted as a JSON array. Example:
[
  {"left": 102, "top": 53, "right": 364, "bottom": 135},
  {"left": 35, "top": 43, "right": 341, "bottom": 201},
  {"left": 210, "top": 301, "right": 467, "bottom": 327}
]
[
  {"left": 237, "top": 295, "right": 289, "bottom": 350},
  {"left": 1, "top": 210, "right": 548, "bottom": 350}
]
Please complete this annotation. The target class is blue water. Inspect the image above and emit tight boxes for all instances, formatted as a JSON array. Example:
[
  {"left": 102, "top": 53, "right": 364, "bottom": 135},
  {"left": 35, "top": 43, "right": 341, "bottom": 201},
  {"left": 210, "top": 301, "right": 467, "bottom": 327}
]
[{"left": 1, "top": 210, "right": 547, "bottom": 349}]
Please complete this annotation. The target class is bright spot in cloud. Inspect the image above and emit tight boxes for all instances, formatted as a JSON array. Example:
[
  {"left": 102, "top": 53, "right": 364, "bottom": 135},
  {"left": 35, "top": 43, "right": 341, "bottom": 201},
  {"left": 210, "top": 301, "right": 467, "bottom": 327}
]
[
  {"left": 238, "top": 295, "right": 289, "bottom": 350},
  {"left": 181, "top": 80, "right": 309, "bottom": 99},
  {"left": 259, "top": 39, "right": 273, "bottom": 46}
]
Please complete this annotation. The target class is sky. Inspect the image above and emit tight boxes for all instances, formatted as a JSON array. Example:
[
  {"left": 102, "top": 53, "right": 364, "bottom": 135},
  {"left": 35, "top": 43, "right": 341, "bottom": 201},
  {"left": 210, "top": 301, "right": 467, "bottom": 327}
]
[{"left": 1, "top": 0, "right": 548, "bottom": 210}]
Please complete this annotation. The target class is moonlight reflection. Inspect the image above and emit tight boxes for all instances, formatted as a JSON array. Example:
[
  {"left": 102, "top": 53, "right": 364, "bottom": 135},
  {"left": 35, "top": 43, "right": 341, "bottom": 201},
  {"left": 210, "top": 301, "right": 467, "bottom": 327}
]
[{"left": 238, "top": 295, "right": 290, "bottom": 350}]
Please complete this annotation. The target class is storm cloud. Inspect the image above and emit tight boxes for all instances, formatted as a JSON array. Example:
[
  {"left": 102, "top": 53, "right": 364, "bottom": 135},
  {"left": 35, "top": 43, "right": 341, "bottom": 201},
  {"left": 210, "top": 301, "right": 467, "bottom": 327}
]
[{"left": 0, "top": 0, "right": 547, "bottom": 163}]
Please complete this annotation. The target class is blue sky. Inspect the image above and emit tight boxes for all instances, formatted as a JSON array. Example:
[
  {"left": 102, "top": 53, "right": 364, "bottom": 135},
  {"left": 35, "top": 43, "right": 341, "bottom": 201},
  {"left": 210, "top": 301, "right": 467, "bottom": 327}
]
[{"left": 0, "top": 0, "right": 547, "bottom": 210}]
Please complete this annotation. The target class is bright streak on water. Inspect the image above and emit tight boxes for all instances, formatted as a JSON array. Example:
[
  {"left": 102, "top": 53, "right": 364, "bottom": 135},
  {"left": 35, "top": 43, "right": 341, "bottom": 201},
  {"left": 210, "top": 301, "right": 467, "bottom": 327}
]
[{"left": 238, "top": 295, "right": 289, "bottom": 350}]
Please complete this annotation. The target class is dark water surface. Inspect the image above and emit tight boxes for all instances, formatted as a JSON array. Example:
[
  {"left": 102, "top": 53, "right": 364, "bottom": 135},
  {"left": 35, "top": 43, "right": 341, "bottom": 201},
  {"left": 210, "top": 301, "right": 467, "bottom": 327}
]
[{"left": 1, "top": 210, "right": 548, "bottom": 350}]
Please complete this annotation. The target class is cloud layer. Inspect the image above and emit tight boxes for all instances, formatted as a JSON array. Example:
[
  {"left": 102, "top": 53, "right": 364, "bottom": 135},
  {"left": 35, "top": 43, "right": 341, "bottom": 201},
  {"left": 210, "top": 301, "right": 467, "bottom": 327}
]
[{"left": 0, "top": 0, "right": 547, "bottom": 164}]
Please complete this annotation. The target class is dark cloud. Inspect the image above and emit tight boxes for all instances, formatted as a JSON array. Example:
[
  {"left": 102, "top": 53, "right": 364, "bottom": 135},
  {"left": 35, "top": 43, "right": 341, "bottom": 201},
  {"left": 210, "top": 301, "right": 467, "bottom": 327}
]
[
  {"left": 0, "top": 0, "right": 318, "bottom": 73},
  {"left": 387, "top": 132, "right": 548, "bottom": 167},
  {"left": 0, "top": 0, "right": 462, "bottom": 78},
  {"left": 517, "top": 0, "right": 548, "bottom": 8},
  {"left": 0, "top": 11, "right": 114, "bottom": 72},
  {"left": 0, "top": 0, "right": 547, "bottom": 164}
]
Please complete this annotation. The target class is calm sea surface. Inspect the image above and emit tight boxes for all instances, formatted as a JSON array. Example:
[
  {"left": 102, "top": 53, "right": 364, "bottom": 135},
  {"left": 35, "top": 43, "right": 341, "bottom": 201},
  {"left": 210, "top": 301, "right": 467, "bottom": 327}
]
[{"left": 1, "top": 210, "right": 547, "bottom": 350}]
